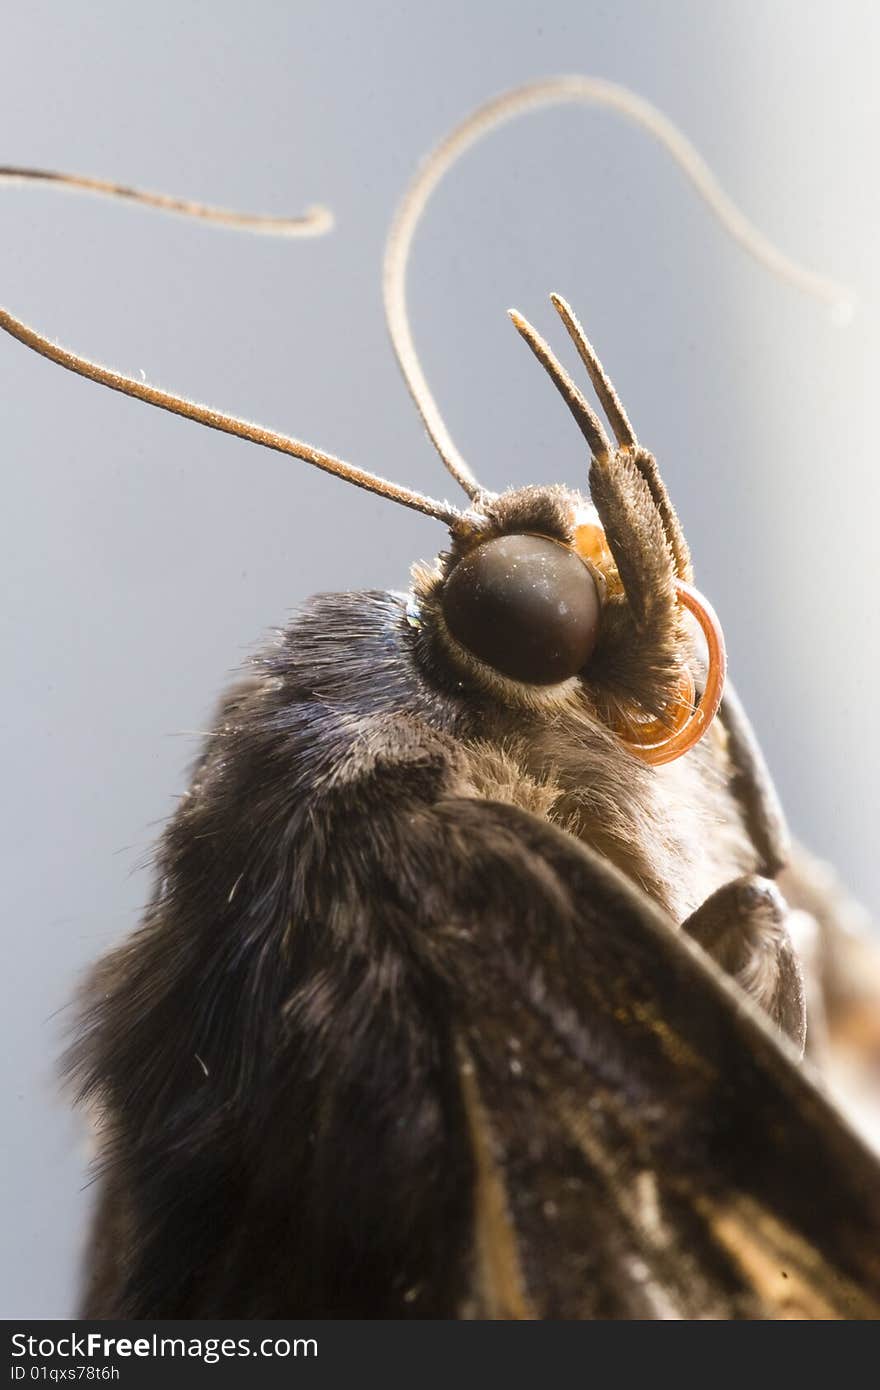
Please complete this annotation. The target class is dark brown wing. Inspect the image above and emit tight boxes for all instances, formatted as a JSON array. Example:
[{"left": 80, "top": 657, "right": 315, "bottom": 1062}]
[{"left": 423, "top": 798, "right": 880, "bottom": 1319}]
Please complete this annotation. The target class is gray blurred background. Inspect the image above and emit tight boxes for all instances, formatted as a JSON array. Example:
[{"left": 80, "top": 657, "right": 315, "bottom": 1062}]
[{"left": 2, "top": 0, "right": 878, "bottom": 1318}]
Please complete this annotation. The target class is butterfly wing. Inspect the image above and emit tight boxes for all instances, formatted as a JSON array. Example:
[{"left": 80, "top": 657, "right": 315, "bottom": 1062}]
[{"left": 422, "top": 798, "right": 880, "bottom": 1318}]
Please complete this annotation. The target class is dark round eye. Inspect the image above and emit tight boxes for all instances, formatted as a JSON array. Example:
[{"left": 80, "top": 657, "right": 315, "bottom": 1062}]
[{"left": 441, "top": 533, "right": 600, "bottom": 685}]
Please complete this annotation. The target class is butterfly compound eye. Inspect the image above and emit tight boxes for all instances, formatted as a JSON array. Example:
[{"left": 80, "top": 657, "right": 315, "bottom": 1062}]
[{"left": 441, "top": 534, "right": 601, "bottom": 684}]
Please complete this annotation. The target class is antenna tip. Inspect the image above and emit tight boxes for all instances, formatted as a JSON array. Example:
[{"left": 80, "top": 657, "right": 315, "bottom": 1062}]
[{"left": 301, "top": 204, "right": 335, "bottom": 235}]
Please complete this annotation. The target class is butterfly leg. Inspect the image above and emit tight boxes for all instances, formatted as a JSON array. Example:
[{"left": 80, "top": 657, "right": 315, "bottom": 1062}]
[{"left": 683, "top": 876, "right": 807, "bottom": 1053}]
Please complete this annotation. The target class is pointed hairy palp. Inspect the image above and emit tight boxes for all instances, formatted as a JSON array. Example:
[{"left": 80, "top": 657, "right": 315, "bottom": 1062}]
[
  {"left": 548, "top": 293, "right": 692, "bottom": 581},
  {"left": 507, "top": 309, "right": 612, "bottom": 462},
  {"left": 627, "top": 448, "right": 693, "bottom": 582},
  {"left": 549, "top": 294, "right": 637, "bottom": 451},
  {"left": 588, "top": 453, "right": 676, "bottom": 631}
]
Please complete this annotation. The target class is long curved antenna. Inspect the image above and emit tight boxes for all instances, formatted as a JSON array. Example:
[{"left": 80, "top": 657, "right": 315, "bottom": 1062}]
[
  {"left": 0, "top": 166, "right": 332, "bottom": 236},
  {"left": 0, "top": 169, "right": 462, "bottom": 524},
  {"left": 383, "top": 74, "right": 855, "bottom": 499},
  {"left": 0, "top": 306, "right": 461, "bottom": 524},
  {"left": 507, "top": 309, "right": 611, "bottom": 462}
]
